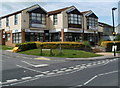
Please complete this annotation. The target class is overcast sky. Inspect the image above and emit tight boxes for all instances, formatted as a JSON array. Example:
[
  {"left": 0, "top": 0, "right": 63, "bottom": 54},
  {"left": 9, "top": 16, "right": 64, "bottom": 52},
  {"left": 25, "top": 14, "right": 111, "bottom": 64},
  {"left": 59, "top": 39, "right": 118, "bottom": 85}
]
[{"left": 0, "top": 0, "right": 119, "bottom": 26}]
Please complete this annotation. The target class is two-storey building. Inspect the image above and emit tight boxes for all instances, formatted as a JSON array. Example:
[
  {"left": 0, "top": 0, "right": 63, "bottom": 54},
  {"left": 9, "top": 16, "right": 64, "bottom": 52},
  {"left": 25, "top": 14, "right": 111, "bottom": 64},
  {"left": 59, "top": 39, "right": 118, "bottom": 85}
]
[
  {"left": 98, "top": 22, "right": 113, "bottom": 41},
  {"left": 0, "top": 4, "right": 99, "bottom": 46}
]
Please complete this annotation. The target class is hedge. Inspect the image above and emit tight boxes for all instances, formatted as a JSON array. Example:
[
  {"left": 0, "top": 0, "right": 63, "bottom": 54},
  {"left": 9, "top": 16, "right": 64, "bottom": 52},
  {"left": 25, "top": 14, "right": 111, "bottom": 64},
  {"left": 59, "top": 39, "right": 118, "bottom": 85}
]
[
  {"left": 101, "top": 41, "right": 120, "bottom": 52},
  {"left": 15, "top": 42, "right": 86, "bottom": 51},
  {"left": 16, "top": 42, "right": 37, "bottom": 51}
]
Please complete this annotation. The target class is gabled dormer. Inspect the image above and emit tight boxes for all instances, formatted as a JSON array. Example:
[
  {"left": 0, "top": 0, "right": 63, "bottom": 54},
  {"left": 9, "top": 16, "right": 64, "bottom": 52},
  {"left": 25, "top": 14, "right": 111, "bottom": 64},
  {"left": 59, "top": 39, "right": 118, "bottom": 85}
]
[
  {"left": 66, "top": 6, "right": 82, "bottom": 28},
  {"left": 27, "top": 5, "right": 47, "bottom": 28},
  {"left": 82, "top": 10, "right": 98, "bottom": 31}
]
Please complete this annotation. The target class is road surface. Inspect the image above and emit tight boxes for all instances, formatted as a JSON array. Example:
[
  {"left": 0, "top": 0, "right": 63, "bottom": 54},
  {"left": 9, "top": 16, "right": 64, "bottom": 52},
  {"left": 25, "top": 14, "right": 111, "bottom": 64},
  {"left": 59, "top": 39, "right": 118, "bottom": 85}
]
[{"left": 0, "top": 50, "right": 119, "bottom": 88}]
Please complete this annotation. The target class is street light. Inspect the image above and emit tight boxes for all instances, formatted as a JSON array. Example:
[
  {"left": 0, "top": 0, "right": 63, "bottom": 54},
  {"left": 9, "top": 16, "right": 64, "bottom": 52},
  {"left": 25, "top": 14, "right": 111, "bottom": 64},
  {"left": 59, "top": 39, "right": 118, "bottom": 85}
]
[{"left": 112, "top": 7, "right": 117, "bottom": 56}]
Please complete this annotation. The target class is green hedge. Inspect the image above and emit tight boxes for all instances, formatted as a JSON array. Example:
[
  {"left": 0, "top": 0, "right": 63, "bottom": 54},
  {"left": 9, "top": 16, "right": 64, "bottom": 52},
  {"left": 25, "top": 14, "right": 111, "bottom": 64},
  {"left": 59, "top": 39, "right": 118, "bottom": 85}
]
[
  {"left": 16, "top": 42, "right": 86, "bottom": 51},
  {"left": 101, "top": 41, "right": 120, "bottom": 52},
  {"left": 16, "top": 42, "right": 37, "bottom": 51}
]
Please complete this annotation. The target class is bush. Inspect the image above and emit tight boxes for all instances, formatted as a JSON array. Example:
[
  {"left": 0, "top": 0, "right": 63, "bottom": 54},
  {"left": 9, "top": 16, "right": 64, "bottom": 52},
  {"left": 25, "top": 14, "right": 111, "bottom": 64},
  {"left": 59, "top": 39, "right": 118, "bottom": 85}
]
[
  {"left": 36, "top": 42, "right": 85, "bottom": 49},
  {"left": 15, "top": 42, "right": 37, "bottom": 51},
  {"left": 83, "top": 41, "right": 91, "bottom": 47},
  {"left": 101, "top": 41, "right": 120, "bottom": 52},
  {"left": 15, "top": 42, "right": 87, "bottom": 51}
]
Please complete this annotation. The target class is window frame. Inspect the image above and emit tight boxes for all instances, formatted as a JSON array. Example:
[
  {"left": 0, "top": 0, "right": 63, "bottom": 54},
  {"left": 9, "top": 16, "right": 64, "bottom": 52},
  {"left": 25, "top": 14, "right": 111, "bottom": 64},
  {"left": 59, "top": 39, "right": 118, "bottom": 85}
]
[
  {"left": 14, "top": 14, "right": 18, "bottom": 25},
  {"left": 53, "top": 14, "right": 58, "bottom": 25},
  {"left": 68, "top": 14, "right": 82, "bottom": 25},
  {"left": 12, "top": 32, "right": 22, "bottom": 44},
  {"left": 6, "top": 17, "right": 9, "bottom": 27},
  {"left": 30, "top": 13, "right": 46, "bottom": 25},
  {"left": 7, "top": 33, "right": 10, "bottom": 41},
  {"left": 87, "top": 17, "right": 98, "bottom": 28}
]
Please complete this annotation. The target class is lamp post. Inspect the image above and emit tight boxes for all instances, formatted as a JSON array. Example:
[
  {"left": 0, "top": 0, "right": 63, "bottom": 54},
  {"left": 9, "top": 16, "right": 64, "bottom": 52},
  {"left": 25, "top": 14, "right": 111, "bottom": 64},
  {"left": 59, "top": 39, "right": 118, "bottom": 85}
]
[{"left": 112, "top": 7, "right": 117, "bottom": 56}]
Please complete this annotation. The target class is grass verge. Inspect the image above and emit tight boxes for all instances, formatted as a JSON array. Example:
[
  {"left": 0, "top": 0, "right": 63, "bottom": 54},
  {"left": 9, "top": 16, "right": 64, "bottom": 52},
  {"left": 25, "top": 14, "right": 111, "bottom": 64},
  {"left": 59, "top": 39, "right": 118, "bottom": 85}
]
[
  {"left": 19, "top": 49, "right": 102, "bottom": 58},
  {"left": 0, "top": 45, "right": 13, "bottom": 50}
]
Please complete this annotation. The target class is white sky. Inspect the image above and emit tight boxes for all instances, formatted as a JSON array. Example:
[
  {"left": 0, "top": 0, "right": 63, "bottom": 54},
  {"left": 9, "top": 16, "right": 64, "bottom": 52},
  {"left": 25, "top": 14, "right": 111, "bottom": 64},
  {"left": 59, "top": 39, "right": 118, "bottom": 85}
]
[{"left": 0, "top": 0, "right": 119, "bottom": 26}]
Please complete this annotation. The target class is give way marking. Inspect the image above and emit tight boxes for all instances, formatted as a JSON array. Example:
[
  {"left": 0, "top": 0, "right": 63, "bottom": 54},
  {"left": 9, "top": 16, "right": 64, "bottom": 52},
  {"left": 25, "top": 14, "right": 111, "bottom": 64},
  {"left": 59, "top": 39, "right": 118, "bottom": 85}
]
[{"left": 21, "top": 61, "right": 48, "bottom": 67}]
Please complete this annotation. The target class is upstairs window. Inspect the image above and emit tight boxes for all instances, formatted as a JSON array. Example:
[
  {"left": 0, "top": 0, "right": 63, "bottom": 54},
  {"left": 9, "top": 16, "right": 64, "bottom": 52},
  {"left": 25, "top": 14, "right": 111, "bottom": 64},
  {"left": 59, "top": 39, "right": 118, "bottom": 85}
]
[
  {"left": 14, "top": 14, "right": 18, "bottom": 25},
  {"left": 6, "top": 17, "right": 9, "bottom": 27},
  {"left": 0, "top": 19, "right": 1, "bottom": 27},
  {"left": 87, "top": 17, "right": 98, "bottom": 28},
  {"left": 30, "top": 13, "right": 46, "bottom": 24},
  {"left": 53, "top": 14, "right": 57, "bottom": 25},
  {"left": 68, "top": 14, "right": 82, "bottom": 24}
]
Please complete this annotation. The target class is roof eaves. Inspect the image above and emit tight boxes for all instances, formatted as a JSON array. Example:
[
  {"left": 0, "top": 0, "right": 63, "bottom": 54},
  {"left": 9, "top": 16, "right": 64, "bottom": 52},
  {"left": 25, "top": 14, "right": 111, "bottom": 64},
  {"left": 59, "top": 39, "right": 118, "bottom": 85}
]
[{"left": 0, "top": 4, "right": 39, "bottom": 19}]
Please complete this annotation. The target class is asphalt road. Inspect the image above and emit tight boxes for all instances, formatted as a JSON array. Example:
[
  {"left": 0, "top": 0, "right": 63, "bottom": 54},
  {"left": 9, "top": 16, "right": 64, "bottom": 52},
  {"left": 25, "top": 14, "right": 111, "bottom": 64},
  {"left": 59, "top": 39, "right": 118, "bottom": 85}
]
[{"left": 0, "top": 50, "right": 119, "bottom": 88}]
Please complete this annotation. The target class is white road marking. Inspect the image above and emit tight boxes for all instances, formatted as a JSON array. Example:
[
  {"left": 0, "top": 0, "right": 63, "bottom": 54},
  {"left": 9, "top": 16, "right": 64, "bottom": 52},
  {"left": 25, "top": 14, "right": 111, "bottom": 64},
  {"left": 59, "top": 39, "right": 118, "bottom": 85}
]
[
  {"left": 60, "top": 68, "right": 67, "bottom": 70},
  {"left": 22, "top": 57, "right": 28, "bottom": 59},
  {"left": 10, "top": 77, "right": 39, "bottom": 86},
  {"left": 65, "top": 69, "right": 72, "bottom": 72},
  {"left": 76, "top": 65, "right": 81, "bottom": 67},
  {"left": 73, "top": 67, "right": 79, "bottom": 70},
  {"left": 82, "top": 70, "right": 118, "bottom": 86},
  {"left": 47, "top": 72, "right": 55, "bottom": 75},
  {"left": 21, "top": 77, "right": 32, "bottom": 80},
  {"left": 2, "top": 59, "right": 117, "bottom": 86},
  {"left": 6, "top": 79, "right": 18, "bottom": 83},
  {"left": 69, "top": 66, "right": 74, "bottom": 69},
  {"left": 81, "top": 64, "right": 86, "bottom": 66},
  {"left": 16, "top": 65, "right": 42, "bottom": 73},
  {"left": 42, "top": 71, "right": 50, "bottom": 74},
  {"left": 80, "top": 66, "right": 86, "bottom": 69},
  {"left": 35, "top": 74, "right": 44, "bottom": 77},
  {"left": 21, "top": 61, "right": 48, "bottom": 67},
  {"left": 52, "top": 69, "right": 59, "bottom": 72},
  {"left": 86, "top": 64, "right": 91, "bottom": 67},
  {"left": 57, "top": 71, "right": 64, "bottom": 73},
  {"left": 83, "top": 75, "right": 98, "bottom": 85},
  {"left": 98, "top": 70, "right": 118, "bottom": 76}
]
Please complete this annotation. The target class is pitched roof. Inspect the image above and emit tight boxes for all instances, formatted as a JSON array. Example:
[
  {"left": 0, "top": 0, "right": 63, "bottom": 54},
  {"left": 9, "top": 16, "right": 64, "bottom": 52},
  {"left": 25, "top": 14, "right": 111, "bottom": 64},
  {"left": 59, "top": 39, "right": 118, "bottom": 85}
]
[
  {"left": 48, "top": 6, "right": 74, "bottom": 15},
  {"left": 0, "top": 4, "right": 40, "bottom": 19},
  {"left": 98, "top": 22, "right": 113, "bottom": 27},
  {"left": 81, "top": 10, "right": 90, "bottom": 14}
]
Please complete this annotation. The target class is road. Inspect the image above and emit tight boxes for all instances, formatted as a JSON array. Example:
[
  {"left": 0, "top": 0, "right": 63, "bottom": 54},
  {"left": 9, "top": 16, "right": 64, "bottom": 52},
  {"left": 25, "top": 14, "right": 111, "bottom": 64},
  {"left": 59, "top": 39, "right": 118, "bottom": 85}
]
[{"left": 0, "top": 50, "right": 119, "bottom": 88}]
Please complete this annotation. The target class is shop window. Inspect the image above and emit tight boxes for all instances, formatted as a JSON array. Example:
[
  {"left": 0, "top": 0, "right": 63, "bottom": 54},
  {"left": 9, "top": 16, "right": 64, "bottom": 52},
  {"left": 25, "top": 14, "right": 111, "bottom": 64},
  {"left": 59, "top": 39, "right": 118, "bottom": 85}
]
[{"left": 7, "top": 33, "right": 10, "bottom": 41}]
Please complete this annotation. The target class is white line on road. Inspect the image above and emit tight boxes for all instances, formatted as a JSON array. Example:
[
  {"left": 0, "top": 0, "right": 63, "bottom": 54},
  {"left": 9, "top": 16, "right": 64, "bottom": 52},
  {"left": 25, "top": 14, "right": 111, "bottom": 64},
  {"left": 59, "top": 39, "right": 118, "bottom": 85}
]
[
  {"left": 83, "top": 75, "right": 98, "bottom": 85},
  {"left": 16, "top": 65, "right": 42, "bottom": 73},
  {"left": 35, "top": 74, "right": 44, "bottom": 77},
  {"left": 56, "top": 71, "right": 64, "bottom": 73},
  {"left": 21, "top": 60, "right": 48, "bottom": 67},
  {"left": 10, "top": 77, "right": 39, "bottom": 86},
  {"left": 60, "top": 68, "right": 67, "bottom": 70},
  {"left": 6, "top": 79, "right": 18, "bottom": 83},
  {"left": 98, "top": 70, "right": 118, "bottom": 76},
  {"left": 21, "top": 77, "right": 32, "bottom": 80},
  {"left": 82, "top": 70, "right": 118, "bottom": 86}
]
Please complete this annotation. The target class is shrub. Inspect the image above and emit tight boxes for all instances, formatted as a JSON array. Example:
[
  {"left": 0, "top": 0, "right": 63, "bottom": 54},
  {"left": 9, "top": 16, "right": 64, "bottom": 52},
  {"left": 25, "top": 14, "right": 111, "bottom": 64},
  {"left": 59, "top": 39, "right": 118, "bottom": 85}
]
[
  {"left": 15, "top": 42, "right": 37, "bottom": 51},
  {"left": 101, "top": 41, "right": 120, "bottom": 52},
  {"left": 83, "top": 41, "right": 91, "bottom": 47},
  {"left": 36, "top": 42, "right": 85, "bottom": 49}
]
